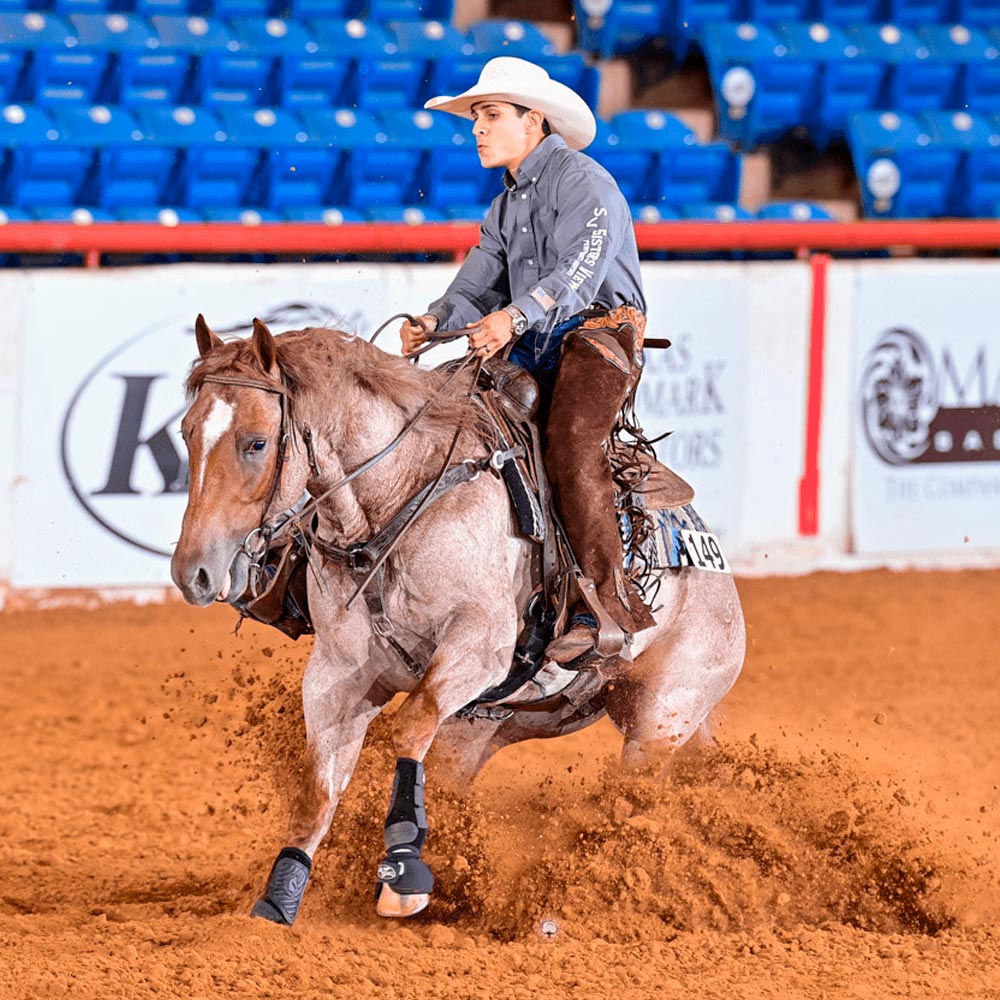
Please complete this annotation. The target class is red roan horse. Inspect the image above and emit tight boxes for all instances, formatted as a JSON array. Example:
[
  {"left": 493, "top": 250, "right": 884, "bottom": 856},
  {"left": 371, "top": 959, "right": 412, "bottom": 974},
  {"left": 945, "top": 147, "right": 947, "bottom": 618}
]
[{"left": 171, "top": 316, "right": 745, "bottom": 923}]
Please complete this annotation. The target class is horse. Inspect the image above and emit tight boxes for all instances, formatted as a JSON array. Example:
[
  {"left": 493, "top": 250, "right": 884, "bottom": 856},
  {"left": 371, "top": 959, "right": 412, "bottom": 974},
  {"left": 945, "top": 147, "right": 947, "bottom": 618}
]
[{"left": 170, "top": 315, "right": 746, "bottom": 924}]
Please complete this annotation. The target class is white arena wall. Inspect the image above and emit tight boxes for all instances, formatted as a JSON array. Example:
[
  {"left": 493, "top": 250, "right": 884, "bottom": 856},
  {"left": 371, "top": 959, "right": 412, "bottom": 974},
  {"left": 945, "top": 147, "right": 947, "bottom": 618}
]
[{"left": 2, "top": 257, "right": 1000, "bottom": 599}]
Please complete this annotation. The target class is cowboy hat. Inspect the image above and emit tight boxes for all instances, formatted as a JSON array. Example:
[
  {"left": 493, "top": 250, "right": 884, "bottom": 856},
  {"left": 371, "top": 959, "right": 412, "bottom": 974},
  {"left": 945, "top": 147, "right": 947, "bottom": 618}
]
[{"left": 424, "top": 56, "right": 597, "bottom": 151}]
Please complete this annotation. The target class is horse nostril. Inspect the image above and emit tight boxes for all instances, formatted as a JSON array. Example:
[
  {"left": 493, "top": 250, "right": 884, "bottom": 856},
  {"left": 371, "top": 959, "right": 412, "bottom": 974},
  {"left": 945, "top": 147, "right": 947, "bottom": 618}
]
[{"left": 195, "top": 567, "right": 210, "bottom": 594}]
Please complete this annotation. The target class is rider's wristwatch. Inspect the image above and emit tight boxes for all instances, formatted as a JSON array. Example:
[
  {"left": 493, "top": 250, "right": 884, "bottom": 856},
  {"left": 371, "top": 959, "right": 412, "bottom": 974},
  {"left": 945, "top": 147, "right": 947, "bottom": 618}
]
[{"left": 503, "top": 304, "right": 528, "bottom": 338}]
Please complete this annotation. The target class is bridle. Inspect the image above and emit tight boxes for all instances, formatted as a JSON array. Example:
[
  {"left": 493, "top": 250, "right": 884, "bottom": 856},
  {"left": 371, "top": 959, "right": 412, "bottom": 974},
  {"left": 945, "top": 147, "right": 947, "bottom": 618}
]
[{"left": 196, "top": 318, "right": 487, "bottom": 613}]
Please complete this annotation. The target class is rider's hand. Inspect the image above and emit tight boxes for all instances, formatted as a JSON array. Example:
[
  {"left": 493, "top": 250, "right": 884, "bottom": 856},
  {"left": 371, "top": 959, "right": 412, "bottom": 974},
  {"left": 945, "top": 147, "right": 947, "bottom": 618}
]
[
  {"left": 400, "top": 313, "right": 438, "bottom": 355},
  {"left": 467, "top": 310, "right": 515, "bottom": 360}
]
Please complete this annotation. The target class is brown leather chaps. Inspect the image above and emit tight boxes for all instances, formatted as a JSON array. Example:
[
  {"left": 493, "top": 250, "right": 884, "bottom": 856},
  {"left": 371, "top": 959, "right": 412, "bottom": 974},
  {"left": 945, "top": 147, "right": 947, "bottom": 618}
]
[{"left": 543, "top": 306, "right": 657, "bottom": 636}]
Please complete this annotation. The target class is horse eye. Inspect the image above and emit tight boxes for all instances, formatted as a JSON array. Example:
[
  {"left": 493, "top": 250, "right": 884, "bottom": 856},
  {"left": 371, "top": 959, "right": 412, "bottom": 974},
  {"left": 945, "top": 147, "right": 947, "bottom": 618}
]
[{"left": 247, "top": 439, "right": 266, "bottom": 453}]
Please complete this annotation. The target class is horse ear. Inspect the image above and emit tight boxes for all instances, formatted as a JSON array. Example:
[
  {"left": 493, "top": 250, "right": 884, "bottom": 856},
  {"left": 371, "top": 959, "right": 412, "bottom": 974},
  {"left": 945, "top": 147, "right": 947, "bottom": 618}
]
[
  {"left": 251, "top": 318, "right": 278, "bottom": 374},
  {"left": 195, "top": 314, "right": 224, "bottom": 357}
]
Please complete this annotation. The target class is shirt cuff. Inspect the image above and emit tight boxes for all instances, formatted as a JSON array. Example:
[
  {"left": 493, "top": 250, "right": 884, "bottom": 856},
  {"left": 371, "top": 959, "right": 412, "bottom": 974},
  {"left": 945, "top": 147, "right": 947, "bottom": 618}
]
[{"left": 510, "top": 290, "right": 548, "bottom": 328}]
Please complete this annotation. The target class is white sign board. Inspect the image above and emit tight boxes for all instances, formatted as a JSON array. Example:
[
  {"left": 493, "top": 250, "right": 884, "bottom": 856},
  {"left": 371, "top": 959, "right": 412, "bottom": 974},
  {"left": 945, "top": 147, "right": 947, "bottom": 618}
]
[
  {"left": 639, "top": 266, "right": 749, "bottom": 539},
  {"left": 12, "top": 263, "right": 452, "bottom": 587},
  {"left": 851, "top": 263, "right": 1000, "bottom": 553},
  {"left": 11, "top": 261, "right": 754, "bottom": 588}
]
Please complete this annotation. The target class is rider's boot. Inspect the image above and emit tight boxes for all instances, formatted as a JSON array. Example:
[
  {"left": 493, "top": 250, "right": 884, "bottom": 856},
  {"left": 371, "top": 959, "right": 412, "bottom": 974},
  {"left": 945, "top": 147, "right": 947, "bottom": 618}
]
[{"left": 543, "top": 309, "right": 656, "bottom": 665}]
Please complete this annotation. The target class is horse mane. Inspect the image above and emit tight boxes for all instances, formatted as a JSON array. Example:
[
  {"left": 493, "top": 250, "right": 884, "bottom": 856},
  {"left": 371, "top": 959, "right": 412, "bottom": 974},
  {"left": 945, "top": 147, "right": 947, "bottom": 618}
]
[{"left": 186, "top": 326, "right": 490, "bottom": 443}]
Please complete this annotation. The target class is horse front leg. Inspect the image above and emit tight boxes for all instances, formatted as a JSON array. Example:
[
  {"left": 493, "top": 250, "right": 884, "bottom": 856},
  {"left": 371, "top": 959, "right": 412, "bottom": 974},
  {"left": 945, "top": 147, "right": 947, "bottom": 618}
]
[
  {"left": 374, "top": 607, "right": 513, "bottom": 918},
  {"left": 252, "top": 635, "right": 391, "bottom": 925}
]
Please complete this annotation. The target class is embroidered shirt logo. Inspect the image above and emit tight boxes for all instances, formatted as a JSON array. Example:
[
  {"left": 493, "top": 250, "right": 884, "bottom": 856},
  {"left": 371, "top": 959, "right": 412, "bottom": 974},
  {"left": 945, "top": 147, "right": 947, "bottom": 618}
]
[{"left": 531, "top": 286, "right": 557, "bottom": 311}]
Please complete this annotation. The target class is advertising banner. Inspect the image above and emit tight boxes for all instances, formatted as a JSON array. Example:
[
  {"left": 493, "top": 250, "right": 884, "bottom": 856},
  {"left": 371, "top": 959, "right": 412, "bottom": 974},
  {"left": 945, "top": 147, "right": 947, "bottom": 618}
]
[
  {"left": 639, "top": 266, "right": 749, "bottom": 540},
  {"left": 13, "top": 264, "right": 452, "bottom": 588},
  {"left": 12, "top": 261, "right": 753, "bottom": 589},
  {"left": 852, "top": 262, "right": 1000, "bottom": 553}
]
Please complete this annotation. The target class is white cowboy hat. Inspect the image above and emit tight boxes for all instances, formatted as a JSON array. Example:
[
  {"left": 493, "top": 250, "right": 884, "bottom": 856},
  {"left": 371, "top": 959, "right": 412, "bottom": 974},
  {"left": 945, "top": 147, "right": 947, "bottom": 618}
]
[{"left": 424, "top": 56, "right": 596, "bottom": 151}]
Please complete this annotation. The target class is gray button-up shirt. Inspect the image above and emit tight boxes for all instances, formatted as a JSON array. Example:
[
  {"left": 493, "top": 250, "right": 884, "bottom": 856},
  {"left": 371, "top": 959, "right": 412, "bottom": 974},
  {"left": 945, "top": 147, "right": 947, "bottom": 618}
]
[{"left": 427, "top": 135, "right": 646, "bottom": 341}]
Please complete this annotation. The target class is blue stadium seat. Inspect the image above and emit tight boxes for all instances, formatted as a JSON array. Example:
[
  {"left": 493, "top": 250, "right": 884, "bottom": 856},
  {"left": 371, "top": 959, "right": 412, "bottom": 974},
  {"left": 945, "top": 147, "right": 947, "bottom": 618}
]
[
  {"left": 847, "top": 110, "right": 961, "bottom": 217},
  {"left": 652, "top": 142, "right": 741, "bottom": 209},
  {"left": 281, "top": 205, "right": 365, "bottom": 222},
  {"left": 611, "top": 109, "right": 702, "bottom": 148},
  {"left": 366, "top": 205, "right": 446, "bottom": 223},
  {"left": 680, "top": 202, "right": 754, "bottom": 219},
  {"left": 297, "top": 105, "right": 420, "bottom": 209},
  {"left": 0, "top": 48, "right": 29, "bottom": 103},
  {"left": 150, "top": 14, "right": 239, "bottom": 52},
  {"left": 958, "top": 0, "right": 1000, "bottom": 28},
  {"left": 847, "top": 24, "right": 958, "bottom": 114},
  {"left": 132, "top": 103, "right": 224, "bottom": 143},
  {"left": 672, "top": 0, "right": 746, "bottom": 42},
  {"left": 702, "top": 22, "right": 817, "bottom": 148},
  {"left": 134, "top": 0, "right": 208, "bottom": 15},
  {"left": 0, "top": 208, "right": 33, "bottom": 222},
  {"left": 745, "top": 0, "right": 817, "bottom": 23},
  {"left": 354, "top": 53, "right": 425, "bottom": 110},
  {"left": 918, "top": 25, "right": 1000, "bottom": 117},
  {"left": 390, "top": 18, "right": 474, "bottom": 58},
  {"left": 631, "top": 203, "right": 681, "bottom": 222},
  {"left": 213, "top": 106, "right": 309, "bottom": 146},
  {"left": 31, "top": 206, "right": 115, "bottom": 221},
  {"left": 920, "top": 109, "right": 999, "bottom": 216},
  {"left": 119, "top": 50, "right": 194, "bottom": 106},
  {"left": 588, "top": 117, "right": 655, "bottom": 203},
  {"left": 7, "top": 142, "right": 94, "bottom": 209},
  {"left": 0, "top": 104, "right": 59, "bottom": 208},
  {"left": 116, "top": 206, "right": 203, "bottom": 222},
  {"left": 278, "top": 52, "right": 352, "bottom": 108},
  {"left": 96, "top": 142, "right": 179, "bottom": 210},
  {"left": 814, "top": 0, "right": 886, "bottom": 22},
  {"left": 886, "top": 0, "right": 955, "bottom": 24},
  {"left": 290, "top": 0, "right": 362, "bottom": 18},
  {"left": 265, "top": 144, "right": 340, "bottom": 211},
  {"left": 212, "top": 0, "right": 275, "bottom": 16},
  {"left": 33, "top": 49, "right": 113, "bottom": 105},
  {"left": 307, "top": 19, "right": 422, "bottom": 110},
  {"left": 442, "top": 204, "right": 489, "bottom": 220},
  {"left": 199, "top": 51, "right": 277, "bottom": 106},
  {"left": 227, "top": 16, "right": 320, "bottom": 54},
  {"left": 181, "top": 143, "right": 262, "bottom": 209},
  {"left": 468, "top": 19, "right": 557, "bottom": 57},
  {"left": 755, "top": 200, "right": 834, "bottom": 218},
  {"left": 573, "top": 0, "right": 668, "bottom": 59},
  {"left": 0, "top": 12, "right": 73, "bottom": 47},
  {"left": 48, "top": 102, "right": 144, "bottom": 143},
  {"left": 201, "top": 207, "right": 281, "bottom": 222},
  {"left": 777, "top": 23, "right": 884, "bottom": 145},
  {"left": 55, "top": 0, "right": 117, "bottom": 14},
  {"left": 67, "top": 12, "right": 157, "bottom": 49},
  {"left": 366, "top": 0, "right": 453, "bottom": 22}
]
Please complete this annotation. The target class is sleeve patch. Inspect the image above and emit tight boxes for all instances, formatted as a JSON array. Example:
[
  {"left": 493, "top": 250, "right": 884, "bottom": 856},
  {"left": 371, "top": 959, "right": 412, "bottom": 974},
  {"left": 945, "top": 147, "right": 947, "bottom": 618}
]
[{"left": 530, "top": 286, "right": 558, "bottom": 311}]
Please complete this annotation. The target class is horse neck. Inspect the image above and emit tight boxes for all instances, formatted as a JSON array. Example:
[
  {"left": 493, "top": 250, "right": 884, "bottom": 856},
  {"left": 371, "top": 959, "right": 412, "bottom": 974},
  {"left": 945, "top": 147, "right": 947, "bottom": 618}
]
[{"left": 300, "top": 377, "right": 463, "bottom": 532}]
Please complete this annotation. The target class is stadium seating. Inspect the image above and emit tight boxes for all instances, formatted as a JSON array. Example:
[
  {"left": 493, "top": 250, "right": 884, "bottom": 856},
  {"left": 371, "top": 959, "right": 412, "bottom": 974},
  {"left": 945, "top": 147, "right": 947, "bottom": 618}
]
[
  {"left": 573, "top": 0, "right": 668, "bottom": 59},
  {"left": 776, "top": 22, "right": 884, "bottom": 145},
  {"left": 702, "top": 23, "right": 818, "bottom": 148},
  {"left": 920, "top": 109, "right": 1000, "bottom": 216},
  {"left": 847, "top": 110, "right": 962, "bottom": 217}
]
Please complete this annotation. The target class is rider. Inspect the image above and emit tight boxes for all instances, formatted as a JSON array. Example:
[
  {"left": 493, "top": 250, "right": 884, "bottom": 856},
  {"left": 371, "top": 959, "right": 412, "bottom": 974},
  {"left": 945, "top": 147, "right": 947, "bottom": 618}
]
[{"left": 399, "top": 56, "right": 655, "bottom": 663}]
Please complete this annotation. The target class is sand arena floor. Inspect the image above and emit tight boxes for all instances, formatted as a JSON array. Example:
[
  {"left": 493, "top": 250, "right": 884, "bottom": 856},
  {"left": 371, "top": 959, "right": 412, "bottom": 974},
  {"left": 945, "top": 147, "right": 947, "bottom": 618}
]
[{"left": 0, "top": 568, "right": 998, "bottom": 999}]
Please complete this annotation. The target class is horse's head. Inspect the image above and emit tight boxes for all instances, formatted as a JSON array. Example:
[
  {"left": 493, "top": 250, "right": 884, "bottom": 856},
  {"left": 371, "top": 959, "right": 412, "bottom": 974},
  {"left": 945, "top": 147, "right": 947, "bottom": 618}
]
[{"left": 171, "top": 315, "right": 308, "bottom": 606}]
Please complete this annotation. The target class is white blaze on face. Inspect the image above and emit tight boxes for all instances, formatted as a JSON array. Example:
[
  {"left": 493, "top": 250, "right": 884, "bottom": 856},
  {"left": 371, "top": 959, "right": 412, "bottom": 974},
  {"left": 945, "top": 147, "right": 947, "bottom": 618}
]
[{"left": 196, "top": 397, "right": 235, "bottom": 492}]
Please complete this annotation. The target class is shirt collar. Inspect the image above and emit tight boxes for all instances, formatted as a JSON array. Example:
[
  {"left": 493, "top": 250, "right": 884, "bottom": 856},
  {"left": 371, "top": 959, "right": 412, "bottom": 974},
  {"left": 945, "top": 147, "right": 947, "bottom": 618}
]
[{"left": 502, "top": 134, "right": 567, "bottom": 192}]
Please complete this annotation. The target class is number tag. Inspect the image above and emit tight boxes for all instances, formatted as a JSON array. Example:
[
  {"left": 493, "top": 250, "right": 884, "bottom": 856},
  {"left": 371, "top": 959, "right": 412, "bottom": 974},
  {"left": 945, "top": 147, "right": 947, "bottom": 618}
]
[{"left": 677, "top": 529, "right": 730, "bottom": 574}]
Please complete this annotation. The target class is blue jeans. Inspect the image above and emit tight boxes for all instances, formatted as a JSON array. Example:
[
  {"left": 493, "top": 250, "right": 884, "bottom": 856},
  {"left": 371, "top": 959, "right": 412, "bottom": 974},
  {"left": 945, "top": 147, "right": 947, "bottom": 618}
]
[{"left": 508, "top": 315, "right": 584, "bottom": 400}]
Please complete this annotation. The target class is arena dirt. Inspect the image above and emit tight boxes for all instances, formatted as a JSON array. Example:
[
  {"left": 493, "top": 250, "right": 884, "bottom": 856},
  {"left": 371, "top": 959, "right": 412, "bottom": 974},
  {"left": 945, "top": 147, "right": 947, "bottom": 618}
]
[{"left": 0, "top": 568, "right": 998, "bottom": 999}]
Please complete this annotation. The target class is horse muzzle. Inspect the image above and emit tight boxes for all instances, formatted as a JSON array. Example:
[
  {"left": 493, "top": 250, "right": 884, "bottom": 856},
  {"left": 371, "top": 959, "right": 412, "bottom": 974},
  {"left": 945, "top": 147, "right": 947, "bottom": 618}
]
[{"left": 171, "top": 546, "right": 250, "bottom": 607}]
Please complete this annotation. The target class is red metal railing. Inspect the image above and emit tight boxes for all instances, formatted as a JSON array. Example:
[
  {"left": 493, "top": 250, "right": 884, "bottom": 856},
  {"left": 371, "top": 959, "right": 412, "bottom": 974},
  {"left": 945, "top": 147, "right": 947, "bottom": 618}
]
[
  {"left": 4, "top": 219, "right": 998, "bottom": 539},
  {"left": 0, "top": 219, "right": 999, "bottom": 260}
]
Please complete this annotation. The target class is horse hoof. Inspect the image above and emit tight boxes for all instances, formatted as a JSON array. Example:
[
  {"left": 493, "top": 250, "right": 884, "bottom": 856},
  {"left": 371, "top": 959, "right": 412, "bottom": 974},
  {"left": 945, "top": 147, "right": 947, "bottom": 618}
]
[
  {"left": 375, "top": 883, "right": 430, "bottom": 919},
  {"left": 251, "top": 897, "right": 291, "bottom": 924}
]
